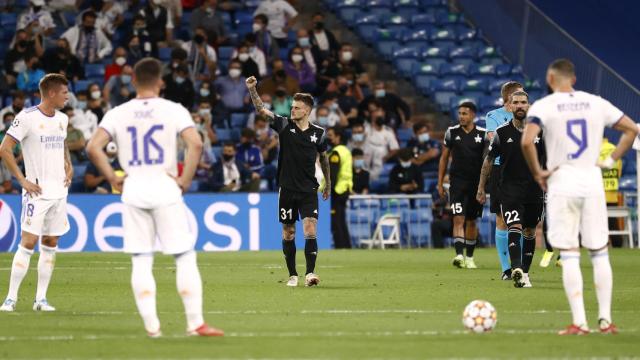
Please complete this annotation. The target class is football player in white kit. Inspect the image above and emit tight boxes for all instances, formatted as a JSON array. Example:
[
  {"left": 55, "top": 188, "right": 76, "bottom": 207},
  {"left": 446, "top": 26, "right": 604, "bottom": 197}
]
[
  {"left": 86, "top": 58, "right": 223, "bottom": 337},
  {"left": 521, "top": 59, "right": 638, "bottom": 335},
  {"left": 0, "top": 74, "right": 73, "bottom": 312}
]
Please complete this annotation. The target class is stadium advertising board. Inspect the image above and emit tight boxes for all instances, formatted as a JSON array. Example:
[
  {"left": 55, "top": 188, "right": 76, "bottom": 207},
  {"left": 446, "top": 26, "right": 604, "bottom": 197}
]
[{"left": 0, "top": 193, "right": 331, "bottom": 252}]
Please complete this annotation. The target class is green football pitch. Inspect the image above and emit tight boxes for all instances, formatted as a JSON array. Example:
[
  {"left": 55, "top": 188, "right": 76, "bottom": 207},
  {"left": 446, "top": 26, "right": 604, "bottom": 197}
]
[{"left": 0, "top": 248, "right": 638, "bottom": 359}]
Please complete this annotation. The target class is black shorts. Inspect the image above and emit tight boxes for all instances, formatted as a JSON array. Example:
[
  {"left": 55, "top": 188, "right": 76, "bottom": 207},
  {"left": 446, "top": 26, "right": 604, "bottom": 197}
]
[
  {"left": 500, "top": 201, "right": 543, "bottom": 229},
  {"left": 278, "top": 189, "right": 319, "bottom": 224},
  {"left": 488, "top": 164, "right": 501, "bottom": 214},
  {"left": 449, "top": 180, "right": 482, "bottom": 219}
]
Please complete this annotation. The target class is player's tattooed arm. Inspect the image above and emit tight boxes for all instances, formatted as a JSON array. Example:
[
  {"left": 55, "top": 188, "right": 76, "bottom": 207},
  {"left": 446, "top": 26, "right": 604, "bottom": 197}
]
[
  {"left": 476, "top": 155, "right": 494, "bottom": 204},
  {"left": 64, "top": 139, "right": 73, "bottom": 187},
  {"left": 319, "top": 151, "right": 331, "bottom": 200},
  {"left": 246, "top": 76, "right": 275, "bottom": 120}
]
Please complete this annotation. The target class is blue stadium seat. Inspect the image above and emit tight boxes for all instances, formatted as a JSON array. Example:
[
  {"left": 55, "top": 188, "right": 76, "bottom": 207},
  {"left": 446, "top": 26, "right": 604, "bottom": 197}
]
[
  {"left": 395, "top": 0, "right": 420, "bottom": 18},
  {"left": 457, "top": 28, "right": 479, "bottom": 44},
  {"left": 158, "top": 47, "right": 172, "bottom": 61},
  {"left": 382, "top": 15, "right": 410, "bottom": 32},
  {"left": 74, "top": 80, "right": 91, "bottom": 92},
  {"left": 439, "top": 63, "right": 469, "bottom": 82},
  {"left": 230, "top": 113, "right": 248, "bottom": 128},
  {"left": 367, "top": 0, "right": 393, "bottom": 16},
  {"left": 461, "top": 78, "right": 489, "bottom": 97},
  {"left": 402, "top": 28, "right": 431, "bottom": 48},
  {"left": 394, "top": 58, "right": 418, "bottom": 78},
  {"left": 351, "top": 198, "right": 381, "bottom": 209},
  {"left": 355, "top": 14, "right": 383, "bottom": 43},
  {"left": 397, "top": 128, "right": 413, "bottom": 142},
  {"left": 408, "top": 220, "right": 431, "bottom": 247},
  {"left": 85, "top": 64, "right": 105, "bottom": 78},
  {"left": 487, "top": 78, "right": 510, "bottom": 92},
  {"left": 381, "top": 163, "right": 395, "bottom": 177},
  {"left": 0, "top": 13, "right": 17, "bottom": 27},
  {"left": 217, "top": 46, "right": 234, "bottom": 61},
  {"left": 619, "top": 175, "right": 637, "bottom": 192},
  {"left": 478, "top": 46, "right": 501, "bottom": 60},
  {"left": 337, "top": 0, "right": 364, "bottom": 24},
  {"left": 234, "top": 11, "right": 254, "bottom": 27},
  {"left": 216, "top": 129, "right": 232, "bottom": 142},
  {"left": 495, "top": 64, "right": 512, "bottom": 78},
  {"left": 370, "top": 177, "right": 389, "bottom": 193},
  {"left": 431, "top": 79, "right": 460, "bottom": 109},
  {"left": 436, "top": 12, "right": 464, "bottom": 26},
  {"left": 211, "top": 146, "right": 222, "bottom": 160},
  {"left": 73, "top": 164, "right": 88, "bottom": 180},
  {"left": 419, "top": 0, "right": 447, "bottom": 7},
  {"left": 374, "top": 28, "right": 403, "bottom": 60},
  {"left": 414, "top": 74, "right": 435, "bottom": 95},
  {"left": 392, "top": 45, "right": 421, "bottom": 75},
  {"left": 479, "top": 95, "right": 503, "bottom": 114},
  {"left": 469, "top": 63, "right": 497, "bottom": 79},
  {"left": 381, "top": 198, "right": 411, "bottom": 210},
  {"left": 219, "top": 12, "right": 232, "bottom": 26},
  {"left": 449, "top": 95, "right": 480, "bottom": 114},
  {"left": 430, "top": 28, "right": 457, "bottom": 48},
  {"left": 421, "top": 45, "right": 451, "bottom": 68},
  {"left": 411, "top": 13, "right": 436, "bottom": 27},
  {"left": 411, "top": 62, "right": 438, "bottom": 76},
  {"left": 449, "top": 45, "right": 477, "bottom": 67}
]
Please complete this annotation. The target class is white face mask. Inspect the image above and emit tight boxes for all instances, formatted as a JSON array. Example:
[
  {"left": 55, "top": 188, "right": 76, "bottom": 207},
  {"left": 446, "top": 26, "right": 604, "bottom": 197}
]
[
  {"left": 252, "top": 23, "right": 262, "bottom": 33},
  {"left": 292, "top": 54, "right": 304, "bottom": 63},
  {"left": 115, "top": 56, "right": 126, "bottom": 66},
  {"left": 238, "top": 53, "right": 250, "bottom": 62},
  {"left": 200, "top": 88, "right": 210, "bottom": 97},
  {"left": 341, "top": 51, "right": 353, "bottom": 61},
  {"left": 400, "top": 161, "right": 412, "bottom": 168},
  {"left": 91, "top": 90, "right": 101, "bottom": 100},
  {"left": 229, "top": 68, "right": 242, "bottom": 78}
]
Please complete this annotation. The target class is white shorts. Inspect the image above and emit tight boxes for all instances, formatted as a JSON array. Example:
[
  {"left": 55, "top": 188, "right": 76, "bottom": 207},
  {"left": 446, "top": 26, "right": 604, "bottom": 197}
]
[
  {"left": 21, "top": 196, "right": 70, "bottom": 237},
  {"left": 546, "top": 193, "right": 608, "bottom": 250},
  {"left": 122, "top": 201, "right": 195, "bottom": 255}
]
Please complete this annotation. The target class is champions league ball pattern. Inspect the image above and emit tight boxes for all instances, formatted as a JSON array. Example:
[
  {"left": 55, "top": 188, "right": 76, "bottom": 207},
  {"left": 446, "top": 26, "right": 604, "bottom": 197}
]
[{"left": 462, "top": 300, "right": 498, "bottom": 333}]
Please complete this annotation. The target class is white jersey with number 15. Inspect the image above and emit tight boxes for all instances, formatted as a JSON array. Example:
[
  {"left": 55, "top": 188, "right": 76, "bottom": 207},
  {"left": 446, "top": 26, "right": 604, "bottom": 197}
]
[
  {"left": 527, "top": 91, "right": 623, "bottom": 197},
  {"left": 99, "top": 97, "right": 194, "bottom": 208}
]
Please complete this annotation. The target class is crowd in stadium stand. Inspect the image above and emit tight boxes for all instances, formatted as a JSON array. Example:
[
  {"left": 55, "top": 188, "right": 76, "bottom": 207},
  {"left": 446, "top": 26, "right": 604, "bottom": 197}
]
[{"left": 0, "top": 0, "right": 443, "bottom": 195}]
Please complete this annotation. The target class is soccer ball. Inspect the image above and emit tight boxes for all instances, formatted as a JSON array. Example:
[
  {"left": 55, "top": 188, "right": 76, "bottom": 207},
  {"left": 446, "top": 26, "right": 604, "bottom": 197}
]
[{"left": 462, "top": 300, "right": 497, "bottom": 333}]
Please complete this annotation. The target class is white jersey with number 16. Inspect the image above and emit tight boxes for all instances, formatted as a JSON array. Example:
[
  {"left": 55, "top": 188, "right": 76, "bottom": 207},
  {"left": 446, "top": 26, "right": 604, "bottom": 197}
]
[
  {"left": 99, "top": 97, "right": 194, "bottom": 208},
  {"left": 527, "top": 91, "right": 623, "bottom": 197}
]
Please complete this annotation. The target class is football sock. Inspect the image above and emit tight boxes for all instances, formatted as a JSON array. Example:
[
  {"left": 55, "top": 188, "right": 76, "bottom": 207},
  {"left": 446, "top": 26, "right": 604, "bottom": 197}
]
[
  {"left": 453, "top": 237, "right": 465, "bottom": 256},
  {"left": 507, "top": 228, "right": 523, "bottom": 269},
  {"left": 543, "top": 219, "right": 553, "bottom": 252},
  {"left": 7, "top": 245, "right": 33, "bottom": 301},
  {"left": 35, "top": 244, "right": 56, "bottom": 301},
  {"left": 590, "top": 248, "right": 613, "bottom": 324},
  {"left": 282, "top": 240, "right": 297, "bottom": 276},
  {"left": 304, "top": 237, "right": 318, "bottom": 274},
  {"left": 560, "top": 251, "right": 587, "bottom": 326},
  {"left": 522, "top": 234, "right": 536, "bottom": 273},
  {"left": 131, "top": 254, "right": 160, "bottom": 333},
  {"left": 465, "top": 238, "right": 477, "bottom": 258},
  {"left": 495, "top": 229, "right": 510, "bottom": 272},
  {"left": 175, "top": 251, "right": 204, "bottom": 331}
]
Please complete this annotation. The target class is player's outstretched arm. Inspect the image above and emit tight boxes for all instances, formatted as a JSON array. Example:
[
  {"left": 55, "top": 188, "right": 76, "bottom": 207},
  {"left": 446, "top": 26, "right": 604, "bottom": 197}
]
[
  {"left": 178, "top": 127, "right": 204, "bottom": 193},
  {"left": 0, "top": 136, "right": 41, "bottom": 196},
  {"left": 476, "top": 155, "right": 494, "bottom": 204},
  {"left": 86, "top": 128, "right": 122, "bottom": 193},
  {"left": 437, "top": 147, "right": 450, "bottom": 198},
  {"left": 602, "top": 115, "right": 639, "bottom": 168},
  {"left": 63, "top": 140, "right": 73, "bottom": 187},
  {"left": 246, "top": 76, "right": 275, "bottom": 120},
  {"left": 319, "top": 151, "right": 331, "bottom": 200}
]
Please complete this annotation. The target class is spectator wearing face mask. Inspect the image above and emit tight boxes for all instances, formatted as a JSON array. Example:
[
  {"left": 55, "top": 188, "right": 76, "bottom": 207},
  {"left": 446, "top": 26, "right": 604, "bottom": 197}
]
[
  {"left": 42, "top": 38, "right": 84, "bottom": 82},
  {"left": 182, "top": 27, "right": 218, "bottom": 81},
  {"left": 104, "top": 47, "right": 128, "bottom": 82},
  {"left": 190, "top": 0, "right": 226, "bottom": 46},
  {"left": 0, "top": 91, "right": 26, "bottom": 122},
  {"left": 163, "top": 64, "right": 195, "bottom": 109},
  {"left": 389, "top": 148, "right": 424, "bottom": 194},
  {"left": 194, "top": 101, "right": 218, "bottom": 145},
  {"left": 195, "top": 82, "right": 217, "bottom": 110},
  {"left": 309, "top": 12, "right": 339, "bottom": 68},
  {"left": 213, "top": 60, "right": 250, "bottom": 115},
  {"left": 407, "top": 120, "right": 441, "bottom": 174},
  {"left": 233, "top": 43, "right": 261, "bottom": 80},
  {"left": 252, "top": 114, "right": 278, "bottom": 164},
  {"left": 272, "top": 85, "right": 293, "bottom": 117},
  {"left": 62, "top": 11, "right": 113, "bottom": 64},
  {"left": 138, "top": 0, "right": 174, "bottom": 45},
  {"left": 17, "top": 54, "right": 45, "bottom": 93},
  {"left": 127, "top": 15, "right": 154, "bottom": 59},
  {"left": 93, "top": 0, "right": 127, "bottom": 38},
  {"left": 257, "top": 59, "right": 300, "bottom": 96},
  {"left": 333, "top": 75, "right": 361, "bottom": 119},
  {"left": 358, "top": 80, "right": 411, "bottom": 129},
  {"left": 365, "top": 108, "right": 399, "bottom": 180},
  {"left": 236, "top": 128, "right": 264, "bottom": 173},
  {"left": 4, "top": 30, "right": 42, "bottom": 87},
  {"left": 324, "top": 43, "right": 370, "bottom": 89},
  {"left": 309, "top": 92, "right": 348, "bottom": 128},
  {"left": 284, "top": 46, "right": 316, "bottom": 94},
  {"left": 70, "top": 91, "right": 99, "bottom": 140},
  {"left": 17, "top": 0, "right": 56, "bottom": 36},
  {"left": 295, "top": 29, "right": 318, "bottom": 73},
  {"left": 241, "top": 33, "right": 268, "bottom": 77},
  {"left": 253, "top": 0, "right": 298, "bottom": 48},
  {"left": 252, "top": 14, "right": 279, "bottom": 65},
  {"left": 103, "top": 64, "right": 135, "bottom": 107},
  {"left": 86, "top": 83, "right": 109, "bottom": 122},
  {"left": 62, "top": 106, "right": 87, "bottom": 163},
  {"left": 351, "top": 148, "right": 370, "bottom": 194},
  {"left": 204, "top": 142, "right": 261, "bottom": 192}
]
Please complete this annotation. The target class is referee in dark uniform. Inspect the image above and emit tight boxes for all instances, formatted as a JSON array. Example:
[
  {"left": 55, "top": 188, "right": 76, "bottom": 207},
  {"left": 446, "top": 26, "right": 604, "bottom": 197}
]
[
  {"left": 437, "top": 102, "right": 485, "bottom": 269},
  {"left": 477, "top": 91, "right": 545, "bottom": 288},
  {"left": 246, "top": 76, "right": 331, "bottom": 288}
]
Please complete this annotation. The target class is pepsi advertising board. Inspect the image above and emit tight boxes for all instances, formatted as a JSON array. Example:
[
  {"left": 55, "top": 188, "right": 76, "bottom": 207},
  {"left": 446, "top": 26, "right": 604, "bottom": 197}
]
[{"left": 0, "top": 193, "right": 331, "bottom": 252}]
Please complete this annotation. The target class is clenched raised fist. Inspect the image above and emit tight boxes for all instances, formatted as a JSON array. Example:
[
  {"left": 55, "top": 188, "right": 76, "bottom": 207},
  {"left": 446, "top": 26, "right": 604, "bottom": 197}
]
[{"left": 246, "top": 76, "right": 258, "bottom": 88}]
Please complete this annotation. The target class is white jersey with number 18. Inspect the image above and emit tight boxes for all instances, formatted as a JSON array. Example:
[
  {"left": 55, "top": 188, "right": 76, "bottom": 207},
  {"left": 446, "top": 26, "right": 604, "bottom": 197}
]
[
  {"left": 99, "top": 97, "right": 194, "bottom": 208},
  {"left": 527, "top": 91, "right": 623, "bottom": 197}
]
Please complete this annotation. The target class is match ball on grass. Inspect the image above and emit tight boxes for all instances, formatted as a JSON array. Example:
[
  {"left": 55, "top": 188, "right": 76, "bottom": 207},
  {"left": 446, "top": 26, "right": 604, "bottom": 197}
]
[{"left": 462, "top": 300, "right": 497, "bottom": 333}]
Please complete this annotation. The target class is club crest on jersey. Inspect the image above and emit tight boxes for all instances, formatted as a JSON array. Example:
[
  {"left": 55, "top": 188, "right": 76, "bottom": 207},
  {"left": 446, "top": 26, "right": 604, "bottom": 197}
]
[
  {"left": 11, "top": 119, "right": 19, "bottom": 128},
  {"left": 507, "top": 138, "right": 514, "bottom": 143},
  {"left": 455, "top": 135, "right": 461, "bottom": 141},
  {"left": 474, "top": 134, "right": 482, "bottom": 143},
  {"left": 534, "top": 136, "right": 540, "bottom": 144},
  {"left": 310, "top": 133, "right": 318, "bottom": 143},
  {"left": 290, "top": 128, "right": 296, "bottom": 133}
]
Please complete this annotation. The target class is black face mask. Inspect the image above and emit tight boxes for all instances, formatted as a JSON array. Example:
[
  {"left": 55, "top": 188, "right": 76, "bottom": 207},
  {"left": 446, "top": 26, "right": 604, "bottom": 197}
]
[
  {"left": 275, "top": 89, "right": 286, "bottom": 97},
  {"left": 375, "top": 116, "right": 385, "bottom": 126},
  {"left": 338, "top": 85, "right": 348, "bottom": 94},
  {"left": 194, "top": 34, "right": 205, "bottom": 45},
  {"left": 17, "top": 40, "right": 28, "bottom": 48},
  {"left": 222, "top": 154, "right": 234, "bottom": 162},
  {"left": 275, "top": 69, "right": 286, "bottom": 78},
  {"left": 84, "top": 25, "right": 95, "bottom": 33},
  {"left": 33, "top": 6, "right": 42, "bottom": 11},
  {"left": 314, "top": 22, "right": 324, "bottom": 30}
]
